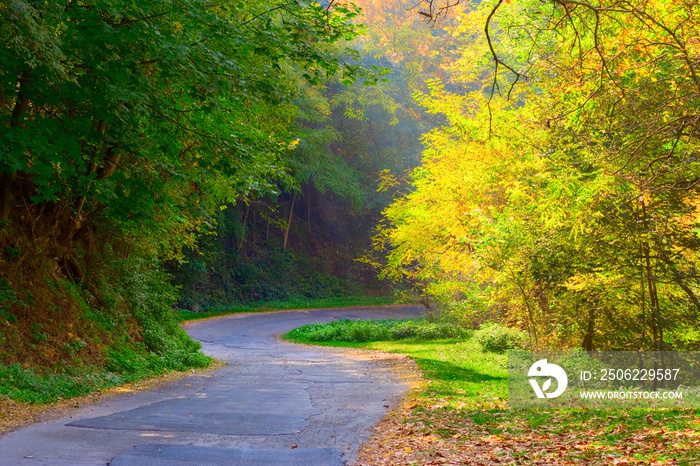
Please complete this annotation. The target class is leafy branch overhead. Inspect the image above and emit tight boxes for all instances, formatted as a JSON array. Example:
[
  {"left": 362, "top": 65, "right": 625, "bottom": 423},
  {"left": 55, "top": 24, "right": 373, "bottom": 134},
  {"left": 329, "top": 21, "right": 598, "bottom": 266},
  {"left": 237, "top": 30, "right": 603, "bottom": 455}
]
[{"left": 418, "top": 0, "right": 699, "bottom": 144}]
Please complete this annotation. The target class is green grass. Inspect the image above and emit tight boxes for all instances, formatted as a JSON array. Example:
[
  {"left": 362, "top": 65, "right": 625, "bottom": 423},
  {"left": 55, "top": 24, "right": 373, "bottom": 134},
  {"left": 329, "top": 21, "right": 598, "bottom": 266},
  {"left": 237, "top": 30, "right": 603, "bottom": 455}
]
[
  {"left": 0, "top": 344, "right": 210, "bottom": 404},
  {"left": 0, "top": 363, "right": 124, "bottom": 404},
  {"left": 174, "top": 295, "right": 400, "bottom": 323},
  {"left": 284, "top": 320, "right": 700, "bottom": 465}
]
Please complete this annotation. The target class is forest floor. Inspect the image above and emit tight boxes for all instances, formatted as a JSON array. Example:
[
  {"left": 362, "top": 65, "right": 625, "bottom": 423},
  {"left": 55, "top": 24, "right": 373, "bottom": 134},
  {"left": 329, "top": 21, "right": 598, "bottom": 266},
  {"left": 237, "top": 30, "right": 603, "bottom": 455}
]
[{"left": 320, "top": 339, "right": 700, "bottom": 466}]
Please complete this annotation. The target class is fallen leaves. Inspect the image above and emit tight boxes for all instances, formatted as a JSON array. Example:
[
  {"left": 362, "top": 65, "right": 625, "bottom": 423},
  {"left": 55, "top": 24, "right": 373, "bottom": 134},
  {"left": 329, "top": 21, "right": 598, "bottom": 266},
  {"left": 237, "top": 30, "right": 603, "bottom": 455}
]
[{"left": 355, "top": 389, "right": 700, "bottom": 465}]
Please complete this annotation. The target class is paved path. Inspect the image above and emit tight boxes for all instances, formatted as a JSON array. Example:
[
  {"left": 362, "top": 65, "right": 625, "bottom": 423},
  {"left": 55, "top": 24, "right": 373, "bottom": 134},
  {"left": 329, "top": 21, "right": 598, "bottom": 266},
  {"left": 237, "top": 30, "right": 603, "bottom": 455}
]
[{"left": 0, "top": 306, "right": 424, "bottom": 465}]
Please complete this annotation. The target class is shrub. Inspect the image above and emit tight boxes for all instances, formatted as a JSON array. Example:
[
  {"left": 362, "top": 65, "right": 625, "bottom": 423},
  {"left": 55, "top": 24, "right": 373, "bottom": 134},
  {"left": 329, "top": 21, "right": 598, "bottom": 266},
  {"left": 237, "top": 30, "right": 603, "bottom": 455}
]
[
  {"left": 286, "top": 319, "right": 469, "bottom": 343},
  {"left": 389, "top": 321, "right": 421, "bottom": 340},
  {"left": 347, "top": 321, "right": 373, "bottom": 342},
  {"left": 474, "top": 322, "right": 526, "bottom": 353},
  {"left": 390, "top": 321, "right": 470, "bottom": 340}
]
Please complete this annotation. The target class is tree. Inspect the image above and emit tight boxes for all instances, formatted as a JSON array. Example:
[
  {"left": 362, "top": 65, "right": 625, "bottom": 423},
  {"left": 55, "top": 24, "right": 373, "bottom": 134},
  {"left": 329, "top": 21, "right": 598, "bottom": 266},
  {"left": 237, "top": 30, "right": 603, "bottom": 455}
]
[
  {"left": 0, "top": 0, "right": 363, "bottom": 267},
  {"left": 376, "top": 0, "right": 700, "bottom": 350}
]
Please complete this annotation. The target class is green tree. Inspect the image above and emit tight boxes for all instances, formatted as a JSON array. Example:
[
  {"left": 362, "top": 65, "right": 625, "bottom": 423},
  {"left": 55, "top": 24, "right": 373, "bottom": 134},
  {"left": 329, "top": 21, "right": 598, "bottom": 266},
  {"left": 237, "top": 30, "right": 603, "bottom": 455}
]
[
  {"left": 0, "top": 0, "right": 369, "bottom": 380},
  {"left": 1, "top": 0, "right": 363, "bottom": 263}
]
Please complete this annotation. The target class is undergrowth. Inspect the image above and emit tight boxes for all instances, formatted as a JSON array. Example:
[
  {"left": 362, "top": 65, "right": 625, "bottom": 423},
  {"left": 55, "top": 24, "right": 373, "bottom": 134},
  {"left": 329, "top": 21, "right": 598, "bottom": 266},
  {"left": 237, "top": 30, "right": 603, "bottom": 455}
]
[
  {"left": 0, "top": 226, "right": 210, "bottom": 405},
  {"left": 283, "top": 318, "right": 470, "bottom": 343}
]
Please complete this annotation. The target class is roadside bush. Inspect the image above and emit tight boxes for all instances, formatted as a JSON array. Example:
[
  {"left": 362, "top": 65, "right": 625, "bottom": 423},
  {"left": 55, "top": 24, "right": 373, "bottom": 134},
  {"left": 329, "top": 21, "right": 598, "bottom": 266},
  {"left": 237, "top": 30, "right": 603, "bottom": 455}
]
[
  {"left": 422, "top": 322, "right": 470, "bottom": 339},
  {"left": 389, "top": 320, "right": 421, "bottom": 339},
  {"left": 0, "top": 363, "right": 124, "bottom": 404},
  {"left": 301, "top": 319, "right": 392, "bottom": 342},
  {"left": 389, "top": 321, "right": 470, "bottom": 340},
  {"left": 286, "top": 319, "right": 469, "bottom": 343},
  {"left": 474, "top": 322, "right": 526, "bottom": 353}
]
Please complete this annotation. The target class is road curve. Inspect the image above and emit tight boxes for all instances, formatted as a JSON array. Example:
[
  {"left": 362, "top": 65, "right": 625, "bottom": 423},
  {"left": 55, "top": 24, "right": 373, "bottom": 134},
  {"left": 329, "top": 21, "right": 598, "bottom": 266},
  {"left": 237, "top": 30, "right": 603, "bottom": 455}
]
[{"left": 0, "top": 305, "right": 424, "bottom": 465}]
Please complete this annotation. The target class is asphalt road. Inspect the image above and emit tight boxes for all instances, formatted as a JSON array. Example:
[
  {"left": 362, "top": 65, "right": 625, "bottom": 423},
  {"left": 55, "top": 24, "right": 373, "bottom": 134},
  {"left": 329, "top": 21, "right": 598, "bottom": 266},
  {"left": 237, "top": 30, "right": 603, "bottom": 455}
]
[{"left": 0, "top": 305, "right": 424, "bottom": 465}]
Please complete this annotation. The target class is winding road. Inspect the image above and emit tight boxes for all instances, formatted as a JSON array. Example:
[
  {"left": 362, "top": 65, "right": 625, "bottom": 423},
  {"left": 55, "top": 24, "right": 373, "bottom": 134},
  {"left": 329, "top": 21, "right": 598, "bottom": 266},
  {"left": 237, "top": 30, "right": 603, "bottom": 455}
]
[{"left": 0, "top": 305, "right": 424, "bottom": 465}]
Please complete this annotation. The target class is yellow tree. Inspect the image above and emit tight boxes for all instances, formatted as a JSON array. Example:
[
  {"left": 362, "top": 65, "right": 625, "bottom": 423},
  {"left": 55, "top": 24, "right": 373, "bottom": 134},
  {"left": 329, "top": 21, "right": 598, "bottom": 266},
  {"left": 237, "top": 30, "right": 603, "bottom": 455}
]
[{"left": 379, "top": 0, "right": 700, "bottom": 350}]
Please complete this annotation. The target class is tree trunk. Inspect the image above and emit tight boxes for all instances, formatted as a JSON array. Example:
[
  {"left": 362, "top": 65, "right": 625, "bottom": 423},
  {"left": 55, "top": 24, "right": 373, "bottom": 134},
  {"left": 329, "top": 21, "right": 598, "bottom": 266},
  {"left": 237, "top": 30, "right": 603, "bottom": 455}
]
[
  {"left": 582, "top": 306, "right": 596, "bottom": 352},
  {"left": 640, "top": 199, "right": 662, "bottom": 350},
  {"left": 639, "top": 242, "right": 647, "bottom": 348},
  {"left": 283, "top": 192, "right": 297, "bottom": 251},
  {"left": 2, "top": 69, "right": 32, "bottom": 221},
  {"left": 420, "top": 296, "right": 437, "bottom": 322},
  {"left": 97, "top": 147, "right": 122, "bottom": 179},
  {"left": 67, "top": 119, "right": 107, "bottom": 244},
  {"left": 239, "top": 204, "right": 250, "bottom": 249},
  {"left": 306, "top": 184, "right": 311, "bottom": 240},
  {"left": 252, "top": 209, "right": 257, "bottom": 243},
  {"left": 656, "top": 249, "right": 700, "bottom": 316},
  {"left": 513, "top": 274, "right": 539, "bottom": 348},
  {"left": 11, "top": 70, "right": 32, "bottom": 124},
  {"left": 0, "top": 174, "right": 13, "bottom": 222}
]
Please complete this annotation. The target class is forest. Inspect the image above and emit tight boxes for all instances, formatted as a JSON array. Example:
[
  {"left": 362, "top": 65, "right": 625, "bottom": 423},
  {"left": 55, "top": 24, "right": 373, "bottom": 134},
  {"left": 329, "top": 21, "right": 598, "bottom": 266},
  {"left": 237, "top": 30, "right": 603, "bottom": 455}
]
[{"left": 1, "top": 0, "right": 700, "bottom": 399}]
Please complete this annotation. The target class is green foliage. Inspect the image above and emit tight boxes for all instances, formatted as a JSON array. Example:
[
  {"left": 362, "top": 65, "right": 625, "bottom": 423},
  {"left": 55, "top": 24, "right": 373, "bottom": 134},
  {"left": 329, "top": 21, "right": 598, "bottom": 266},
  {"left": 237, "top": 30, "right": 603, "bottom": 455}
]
[
  {"left": 286, "top": 319, "right": 393, "bottom": 342},
  {"left": 473, "top": 323, "right": 526, "bottom": 354},
  {"left": 0, "top": 278, "right": 22, "bottom": 323},
  {"left": 30, "top": 323, "right": 47, "bottom": 343},
  {"left": 0, "top": 246, "right": 210, "bottom": 404},
  {"left": 104, "top": 340, "right": 209, "bottom": 378},
  {"left": 1, "top": 0, "right": 365, "bottom": 211},
  {"left": 0, "top": 0, "right": 392, "bottom": 406},
  {"left": 0, "top": 363, "right": 123, "bottom": 404},
  {"left": 0, "top": 336, "right": 208, "bottom": 403},
  {"left": 0, "top": 0, "right": 371, "bottom": 324},
  {"left": 99, "top": 254, "right": 210, "bottom": 367},
  {"left": 389, "top": 320, "right": 471, "bottom": 340},
  {"left": 174, "top": 245, "right": 366, "bottom": 308},
  {"left": 170, "top": 196, "right": 390, "bottom": 308},
  {"left": 5, "top": 246, "right": 20, "bottom": 259},
  {"left": 283, "top": 318, "right": 469, "bottom": 343}
]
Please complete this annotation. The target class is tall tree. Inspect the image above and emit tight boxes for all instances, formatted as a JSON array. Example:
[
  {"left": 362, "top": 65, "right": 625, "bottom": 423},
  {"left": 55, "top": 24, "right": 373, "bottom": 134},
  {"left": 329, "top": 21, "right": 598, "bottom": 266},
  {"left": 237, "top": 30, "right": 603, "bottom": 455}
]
[
  {"left": 1, "top": 0, "right": 363, "bottom": 267},
  {"left": 376, "top": 0, "right": 700, "bottom": 350}
]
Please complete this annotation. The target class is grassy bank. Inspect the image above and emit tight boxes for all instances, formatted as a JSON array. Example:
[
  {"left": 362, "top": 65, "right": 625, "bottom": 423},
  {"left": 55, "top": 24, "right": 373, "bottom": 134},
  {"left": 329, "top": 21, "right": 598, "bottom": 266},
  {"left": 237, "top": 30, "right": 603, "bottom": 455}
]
[
  {"left": 284, "top": 321, "right": 700, "bottom": 465},
  {"left": 0, "top": 270, "right": 211, "bottom": 406}
]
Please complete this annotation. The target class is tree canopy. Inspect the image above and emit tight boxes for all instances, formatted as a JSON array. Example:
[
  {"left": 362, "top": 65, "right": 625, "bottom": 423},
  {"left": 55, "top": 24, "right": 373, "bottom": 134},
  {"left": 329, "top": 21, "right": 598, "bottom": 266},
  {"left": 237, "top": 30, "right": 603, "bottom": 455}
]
[
  {"left": 1, "top": 0, "right": 364, "bottom": 262},
  {"left": 376, "top": 0, "right": 700, "bottom": 351}
]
